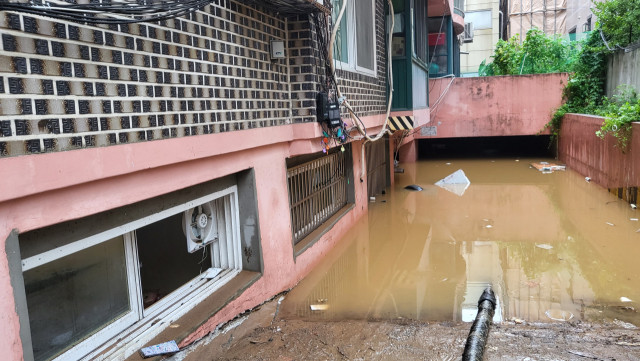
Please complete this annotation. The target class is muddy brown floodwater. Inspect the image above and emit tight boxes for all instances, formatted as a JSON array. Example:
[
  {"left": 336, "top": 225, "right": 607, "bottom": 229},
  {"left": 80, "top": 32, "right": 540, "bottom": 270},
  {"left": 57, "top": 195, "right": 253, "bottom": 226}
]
[{"left": 179, "top": 158, "right": 640, "bottom": 361}]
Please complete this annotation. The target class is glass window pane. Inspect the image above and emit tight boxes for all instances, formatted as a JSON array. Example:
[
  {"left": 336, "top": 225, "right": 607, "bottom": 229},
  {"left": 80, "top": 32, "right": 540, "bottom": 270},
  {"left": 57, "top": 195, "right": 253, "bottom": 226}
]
[
  {"left": 414, "top": 0, "right": 428, "bottom": 62},
  {"left": 355, "top": 0, "right": 375, "bottom": 70},
  {"left": 332, "top": 0, "right": 349, "bottom": 63},
  {"left": 24, "top": 236, "right": 130, "bottom": 361},
  {"left": 136, "top": 213, "right": 211, "bottom": 308},
  {"left": 428, "top": 17, "right": 449, "bottom": 76}
]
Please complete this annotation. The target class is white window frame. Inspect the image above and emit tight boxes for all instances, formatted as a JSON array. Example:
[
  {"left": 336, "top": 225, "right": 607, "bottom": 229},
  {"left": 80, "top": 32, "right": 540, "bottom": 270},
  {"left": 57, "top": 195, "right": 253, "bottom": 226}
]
[
  {"left": 21, "top": 186, "right": 242, "bottom": 361},
  {"left": 333, "top": 0, "right": 378, "bottom": 76}
]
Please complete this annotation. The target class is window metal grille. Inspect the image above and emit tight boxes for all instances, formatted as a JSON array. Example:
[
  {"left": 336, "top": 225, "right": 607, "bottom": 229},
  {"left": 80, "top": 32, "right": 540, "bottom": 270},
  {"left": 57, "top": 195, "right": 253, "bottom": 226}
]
[{"left": 287, "top": 151, "right": 347, "bottom": 244}]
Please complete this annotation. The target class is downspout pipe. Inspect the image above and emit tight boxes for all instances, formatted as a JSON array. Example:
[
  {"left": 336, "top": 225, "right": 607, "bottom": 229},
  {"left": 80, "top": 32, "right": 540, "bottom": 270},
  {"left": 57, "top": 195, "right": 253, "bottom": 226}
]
[{"left": 462, "top": 286, "right": 497, "bottom": 361}]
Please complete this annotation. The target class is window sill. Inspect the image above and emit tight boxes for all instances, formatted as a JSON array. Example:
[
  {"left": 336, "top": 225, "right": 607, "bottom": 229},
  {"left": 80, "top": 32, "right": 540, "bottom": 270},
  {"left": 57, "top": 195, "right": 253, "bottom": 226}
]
[
  {"left": 120, "top": 270, "right": 261, "bottom": 361},
  {"left": 293, "top": 203, "right": 355, "bottom": 258}
]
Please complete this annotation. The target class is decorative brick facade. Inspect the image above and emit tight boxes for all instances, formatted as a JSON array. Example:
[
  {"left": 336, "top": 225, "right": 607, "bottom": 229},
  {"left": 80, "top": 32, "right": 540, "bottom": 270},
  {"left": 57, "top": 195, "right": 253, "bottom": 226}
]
[{"left": 0, "top": 0, "right": 389, "bottom": 157}]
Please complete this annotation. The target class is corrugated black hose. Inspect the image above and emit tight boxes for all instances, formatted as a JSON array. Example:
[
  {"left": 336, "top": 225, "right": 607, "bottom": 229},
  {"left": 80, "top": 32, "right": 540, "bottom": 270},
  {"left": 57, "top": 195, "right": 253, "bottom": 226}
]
[{"left": 462, "top": 286, "right": 497, "bottom": 361}]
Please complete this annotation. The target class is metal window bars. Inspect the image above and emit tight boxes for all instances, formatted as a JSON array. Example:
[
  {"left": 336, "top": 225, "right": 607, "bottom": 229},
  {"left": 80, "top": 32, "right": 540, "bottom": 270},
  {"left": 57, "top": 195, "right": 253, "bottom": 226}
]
[{"left": 287, "top": 151, "right": 347, "bottom": 244}]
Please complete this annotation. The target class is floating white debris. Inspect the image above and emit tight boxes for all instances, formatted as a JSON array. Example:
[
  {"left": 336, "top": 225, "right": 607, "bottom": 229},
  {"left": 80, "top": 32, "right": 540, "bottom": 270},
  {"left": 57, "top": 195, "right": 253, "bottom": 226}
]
[
  {"left": 531, "top": 162, "right": 566, "bottom": 172},
  {"left": 515, "top": 159, "right": 520, "bottom": 162},
  {"left": 485, "top": 225, "right": 493, "bottom": 229},
  {"left": 620, "top": 297, "right": 633, "bottom": 303},
  {"left": 631, "top": 218, "right": 638, "bottom": 221},
  {"left": 632, "top": 204, "right": 637, "bottom": 209},
  {"left": 445, "top": 162, "right": 451, "bottom": 165},
  {"left": 435, "top": 169, "right": 471, "bottom": 196},
  {"left": 545, "top": 309, "right": 574, "bottom": 321},
  {"left": 585, "top": 177, "right": 591, "bottom": 182},
  {"left": 310, "top": 304, "right": 330, "bottom": 311},
  {"left": 536, "top": 244, "right": 553, "bottom": 250},
  {"left": 606, "top": 222, "right": 615, "bottom": 226}
]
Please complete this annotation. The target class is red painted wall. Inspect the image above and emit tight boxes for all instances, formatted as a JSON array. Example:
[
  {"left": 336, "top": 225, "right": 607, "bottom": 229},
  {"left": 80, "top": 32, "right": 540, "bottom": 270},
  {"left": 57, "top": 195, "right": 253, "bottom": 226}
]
[
  {"left": 559, "top": 114, "right": 640, "bottom": 188},
  {"left": 422, "top": 73, "right": 568, "bottom": 139}
]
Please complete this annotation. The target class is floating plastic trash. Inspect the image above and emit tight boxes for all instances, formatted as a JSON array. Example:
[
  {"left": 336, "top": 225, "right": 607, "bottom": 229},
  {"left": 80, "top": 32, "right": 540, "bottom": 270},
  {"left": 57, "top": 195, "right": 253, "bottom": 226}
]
[
  {"left": 435, "top": 169, "right": 470, "bottom": 196},
  {"left": 545, "top": 309, "right": 574, "bottom": 321},
  {"left": 310, "top": 304, "right": 329, "bottom": 311},
  {"left": 404, "top": 185, "right": 423, "bottom": 191},
  {"left": 530, "top": 162, "right": 566, "bottom": 173},
  {"left": 620, "top": 297, "right": 633, "bottom": 303},
  {"left": 536, "top": 244, "right": 553, "bottom": 250}
]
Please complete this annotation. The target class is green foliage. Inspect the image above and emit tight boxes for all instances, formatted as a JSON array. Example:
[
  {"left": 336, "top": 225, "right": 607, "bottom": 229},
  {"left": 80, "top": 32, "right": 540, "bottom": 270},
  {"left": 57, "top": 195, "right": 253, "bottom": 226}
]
[
  {"left": 546, "top": 30, "right": 610, "bottom": 139},
  {"left": 595, "top": 86, "right": 640, "bottom": 150},
  {"left": 479, "top": 29, "right": 579, "bottom": 76},
  {"left": 593, "top": 0, "right": 640, "bottom": 48},
  {"left": 547, "top": 0, "right": 640, "bottom": 148}
]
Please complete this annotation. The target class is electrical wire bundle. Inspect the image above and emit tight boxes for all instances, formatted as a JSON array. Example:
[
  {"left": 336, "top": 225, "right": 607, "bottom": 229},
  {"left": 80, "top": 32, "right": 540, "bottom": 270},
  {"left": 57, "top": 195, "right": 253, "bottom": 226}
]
[
  {"left": 0, "top": 0, "right": 213, "bottom": 24},
  {"left": 238, "top": 0, "right": 324, "bottom": 15}
]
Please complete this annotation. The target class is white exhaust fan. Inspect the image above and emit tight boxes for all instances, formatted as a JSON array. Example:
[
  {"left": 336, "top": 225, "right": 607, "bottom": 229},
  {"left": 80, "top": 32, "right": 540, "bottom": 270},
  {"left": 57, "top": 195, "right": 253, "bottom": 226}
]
[{"left": 183, "top": 202, "right": 218, "bottom": 253}]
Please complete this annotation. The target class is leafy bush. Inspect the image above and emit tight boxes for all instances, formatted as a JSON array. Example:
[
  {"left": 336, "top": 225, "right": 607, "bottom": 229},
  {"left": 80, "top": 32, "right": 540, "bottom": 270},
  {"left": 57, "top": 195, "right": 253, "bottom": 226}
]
[
  {"left": 595, "top": 86, "right": 640, "bottom": 150},
  {"left": 479, "top": 29, "right": 579, "bottom": 76},
  {"left": 544, "top": 30, "right": 609, "bottom": 139},
  {"left": 593, "top": 0, "right": 640, "bottom": 48},
  {"left": 546, "top": 0, "right": 640, "bottom": 149}
]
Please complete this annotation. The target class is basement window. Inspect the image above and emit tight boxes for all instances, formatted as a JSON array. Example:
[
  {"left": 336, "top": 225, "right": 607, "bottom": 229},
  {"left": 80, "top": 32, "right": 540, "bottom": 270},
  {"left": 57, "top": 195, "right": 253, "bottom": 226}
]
[
  {"left": 286, "top": 145, "right": 354, "bottom": 254},
  {"left": 19, "top": 185, "right": 244, "bottom": 361}
]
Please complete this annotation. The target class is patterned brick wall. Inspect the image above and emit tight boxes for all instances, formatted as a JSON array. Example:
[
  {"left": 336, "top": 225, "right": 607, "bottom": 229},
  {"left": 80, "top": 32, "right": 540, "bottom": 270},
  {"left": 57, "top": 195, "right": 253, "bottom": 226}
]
[
  {"left": 0, "top": 0, "right": 388, "bottom": 158},
  {"left": 0, "top": 0, "right": 291, "bottom": 157}
]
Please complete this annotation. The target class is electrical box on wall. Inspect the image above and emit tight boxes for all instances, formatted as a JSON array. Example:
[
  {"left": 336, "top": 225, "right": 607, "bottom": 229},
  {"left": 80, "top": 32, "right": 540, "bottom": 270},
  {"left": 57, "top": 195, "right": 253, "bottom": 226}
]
[
  {"left": 270, "top": 40, "right": 285, "bottom": 59},
  {"left": 316, "top": 92, "right": 341, "bottom": 128}
]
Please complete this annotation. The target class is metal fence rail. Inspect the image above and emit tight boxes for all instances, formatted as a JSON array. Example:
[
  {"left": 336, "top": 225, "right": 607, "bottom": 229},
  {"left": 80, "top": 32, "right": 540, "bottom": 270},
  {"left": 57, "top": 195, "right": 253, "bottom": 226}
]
[{"left": 287, "top": 152, "right": 347, "bottom": 244}]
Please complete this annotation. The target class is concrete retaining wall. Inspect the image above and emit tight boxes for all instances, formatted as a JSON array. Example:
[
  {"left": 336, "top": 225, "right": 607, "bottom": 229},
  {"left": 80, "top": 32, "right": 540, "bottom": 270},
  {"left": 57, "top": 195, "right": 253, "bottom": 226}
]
[
  {"left": 606, "top": 45, "right": 640, "bottom": 97},
  {"left": 558, "top": 113, "right": 640, "bottom": 190},
  {"left": 422, "top": 73, "right": 568, "bottom": 139}
]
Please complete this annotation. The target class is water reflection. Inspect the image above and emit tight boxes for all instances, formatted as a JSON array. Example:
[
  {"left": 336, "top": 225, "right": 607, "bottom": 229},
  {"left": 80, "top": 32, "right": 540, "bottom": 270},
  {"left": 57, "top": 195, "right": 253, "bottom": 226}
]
[{"left": 280, "top": 159, "right": 640, "bottom": 325}]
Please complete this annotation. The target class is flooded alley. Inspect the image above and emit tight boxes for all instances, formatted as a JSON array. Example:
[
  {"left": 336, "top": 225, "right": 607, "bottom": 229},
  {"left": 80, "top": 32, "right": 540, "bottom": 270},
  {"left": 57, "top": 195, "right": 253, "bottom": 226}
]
[
  {"left": 181, "top": 157, "right": 640, "bottom": 361},
  {"left": 279, "top": 158, "right": 640, "bottom": 326}
]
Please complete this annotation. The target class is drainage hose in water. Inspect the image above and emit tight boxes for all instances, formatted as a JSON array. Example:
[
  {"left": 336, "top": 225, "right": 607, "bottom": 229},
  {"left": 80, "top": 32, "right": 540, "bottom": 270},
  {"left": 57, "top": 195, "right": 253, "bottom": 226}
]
[{"left": 462, "top": 286, "right": 497, "bottom": 361}]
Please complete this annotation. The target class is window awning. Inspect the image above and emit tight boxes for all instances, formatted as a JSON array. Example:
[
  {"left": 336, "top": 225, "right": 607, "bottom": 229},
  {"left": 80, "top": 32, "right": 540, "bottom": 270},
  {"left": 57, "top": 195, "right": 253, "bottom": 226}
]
[{"left": 239, "top": 0, "right": 331, "bottom": 14}]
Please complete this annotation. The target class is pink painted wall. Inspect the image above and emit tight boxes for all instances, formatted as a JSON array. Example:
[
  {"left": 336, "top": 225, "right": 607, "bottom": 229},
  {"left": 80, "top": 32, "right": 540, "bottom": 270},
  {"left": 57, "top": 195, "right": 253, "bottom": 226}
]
[
  {"left": 0, "top": 115, "right": 385, "bottom": 359},
  {"left": 388, "top": 108, "right": 430, "bottom": 163},
  {"left": 559, "top": 114, "right": 640, "bottom": 189},
  {"left": 421, "top": 73, "right": 568, "bottom": 139}
]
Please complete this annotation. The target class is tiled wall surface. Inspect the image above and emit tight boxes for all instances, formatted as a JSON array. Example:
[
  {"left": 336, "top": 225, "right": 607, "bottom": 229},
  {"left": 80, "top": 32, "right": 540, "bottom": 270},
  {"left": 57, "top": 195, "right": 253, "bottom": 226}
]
[{"left": 0, "top": 0, "right": 388, "bottom": 157}]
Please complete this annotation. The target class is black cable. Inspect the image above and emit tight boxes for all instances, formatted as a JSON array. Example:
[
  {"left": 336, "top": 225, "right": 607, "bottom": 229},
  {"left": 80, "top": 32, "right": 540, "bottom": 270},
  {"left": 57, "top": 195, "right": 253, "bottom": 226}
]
[{"left": 0, "top": 0, "right": 213, "bottom": 24}]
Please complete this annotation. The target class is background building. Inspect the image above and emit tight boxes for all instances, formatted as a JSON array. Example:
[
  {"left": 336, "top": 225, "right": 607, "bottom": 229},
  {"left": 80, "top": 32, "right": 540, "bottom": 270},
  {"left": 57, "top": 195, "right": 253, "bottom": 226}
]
[{"left": 460, "top": 0, "right": 505, "bottom": 76}]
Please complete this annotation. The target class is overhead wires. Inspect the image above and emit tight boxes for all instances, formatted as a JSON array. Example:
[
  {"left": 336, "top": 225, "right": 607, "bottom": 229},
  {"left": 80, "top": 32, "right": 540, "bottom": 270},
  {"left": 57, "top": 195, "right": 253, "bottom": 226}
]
[
  {"left": 0, "top": 0, "right": 213, "bottom": 24},
  {"left": 328, "top": 0, "right": 395, "bottom": 144}
]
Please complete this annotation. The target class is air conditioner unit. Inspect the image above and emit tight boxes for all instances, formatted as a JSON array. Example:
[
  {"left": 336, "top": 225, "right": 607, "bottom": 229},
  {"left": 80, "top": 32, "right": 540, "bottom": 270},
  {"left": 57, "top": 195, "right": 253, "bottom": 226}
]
[{"left": 462, "top": 22, "right": 474, "bottom": 43}]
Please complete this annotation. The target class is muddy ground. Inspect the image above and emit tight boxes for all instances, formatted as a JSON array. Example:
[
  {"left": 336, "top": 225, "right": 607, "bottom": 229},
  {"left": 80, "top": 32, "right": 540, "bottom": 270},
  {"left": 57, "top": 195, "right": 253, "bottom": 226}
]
[{"left": 171, "top": 297, "right": 640, "bottom": 361}]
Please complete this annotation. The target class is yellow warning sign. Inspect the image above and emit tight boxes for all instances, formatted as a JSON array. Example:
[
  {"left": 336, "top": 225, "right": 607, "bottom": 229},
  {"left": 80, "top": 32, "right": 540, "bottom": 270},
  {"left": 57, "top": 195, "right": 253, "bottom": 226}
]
[{"left": 387, "top": 116, "right": 414, "bottom": 131}]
